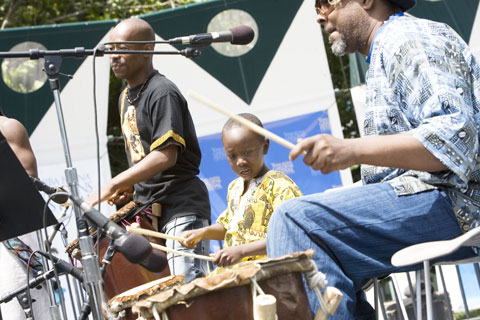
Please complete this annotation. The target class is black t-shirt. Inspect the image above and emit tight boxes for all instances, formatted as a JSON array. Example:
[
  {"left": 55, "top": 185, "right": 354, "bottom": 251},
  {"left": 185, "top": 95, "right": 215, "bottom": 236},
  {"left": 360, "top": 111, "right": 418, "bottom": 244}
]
[{"left": 119, "top": 70, "right": 210, "bottom": 225}]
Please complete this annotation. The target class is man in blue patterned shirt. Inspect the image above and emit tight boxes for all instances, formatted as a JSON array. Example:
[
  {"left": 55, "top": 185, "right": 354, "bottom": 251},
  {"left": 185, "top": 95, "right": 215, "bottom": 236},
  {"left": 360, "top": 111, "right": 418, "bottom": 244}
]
[{"left": 266, "top": 0, "right": 480, "bottom": 318}]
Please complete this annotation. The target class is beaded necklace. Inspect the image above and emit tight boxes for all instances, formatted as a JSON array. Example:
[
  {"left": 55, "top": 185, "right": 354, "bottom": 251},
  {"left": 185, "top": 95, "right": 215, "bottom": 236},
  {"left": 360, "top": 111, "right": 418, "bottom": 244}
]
[{"left": 126, "top": 77, "right": 149, "bottom": 105}]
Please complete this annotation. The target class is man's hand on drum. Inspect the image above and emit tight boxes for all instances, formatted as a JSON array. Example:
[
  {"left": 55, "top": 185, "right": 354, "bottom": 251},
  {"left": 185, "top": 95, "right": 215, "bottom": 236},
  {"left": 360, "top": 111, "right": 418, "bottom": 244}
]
[
  {"left": 211, "top": 246, "right": 244, "bottom": 267},
  {"left": 87, "top": 183, "right": 132, "bottom": 207},
  {"left": 107, "top": 187, "right": 133, "bottom": 206},
  {"left": 291, "top": 134, "right": 355, "bottom": 174}
]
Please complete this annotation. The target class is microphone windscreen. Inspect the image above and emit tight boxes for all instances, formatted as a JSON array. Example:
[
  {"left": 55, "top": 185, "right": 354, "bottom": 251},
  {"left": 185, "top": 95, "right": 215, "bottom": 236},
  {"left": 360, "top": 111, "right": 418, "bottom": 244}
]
[
  {"left": 114, "top": 234, "right": 152, "bottom": 264},
  {"left": 51, "top": 188, "right": 69, "bottom": 204},
  {"left": 140, "top": 249, "right": 168, "bottom": 272},
  {"left": 229, "top": 25, "right": 255, "bottom": 45}
]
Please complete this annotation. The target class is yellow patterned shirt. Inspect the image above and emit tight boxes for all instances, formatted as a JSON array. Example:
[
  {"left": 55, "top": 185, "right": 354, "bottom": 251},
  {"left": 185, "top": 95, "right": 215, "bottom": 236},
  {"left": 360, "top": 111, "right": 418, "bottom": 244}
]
[{"left": 217, "top": 170, "right": 302, "bottom": 261}]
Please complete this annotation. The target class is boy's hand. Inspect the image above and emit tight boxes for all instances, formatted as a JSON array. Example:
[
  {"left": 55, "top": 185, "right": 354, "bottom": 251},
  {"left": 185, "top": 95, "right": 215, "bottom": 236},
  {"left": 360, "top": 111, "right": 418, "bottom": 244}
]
[
  {"left": 181, "top": 229, "right": 204, "bottom": 249},
  {"left": 212, "top": 246, "right": 244, "bottom": 267}
]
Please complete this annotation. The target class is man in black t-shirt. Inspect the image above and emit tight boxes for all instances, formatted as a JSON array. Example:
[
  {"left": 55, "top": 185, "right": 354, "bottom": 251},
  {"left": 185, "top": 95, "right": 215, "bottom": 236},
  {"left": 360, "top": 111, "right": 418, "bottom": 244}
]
[{"left": 90, "top": 17, "right": 211, "bottom": 282}]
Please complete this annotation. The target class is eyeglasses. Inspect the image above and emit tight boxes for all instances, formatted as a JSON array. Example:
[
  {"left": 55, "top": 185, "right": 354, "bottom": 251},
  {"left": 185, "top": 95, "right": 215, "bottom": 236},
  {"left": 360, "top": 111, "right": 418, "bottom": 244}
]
[
  {"left": 315, "top": 0, "right": 342, "bottom": 22},
  {"left": 105, "top": 42, "right": 152, "bottom": 52}
]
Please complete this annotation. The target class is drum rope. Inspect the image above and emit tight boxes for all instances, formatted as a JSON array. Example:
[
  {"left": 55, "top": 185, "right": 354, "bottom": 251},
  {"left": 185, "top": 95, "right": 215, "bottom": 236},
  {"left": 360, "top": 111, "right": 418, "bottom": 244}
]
[
  {"left": 152, "top": 304, "right": 161, "bottom": 320},
  {"left": 303, "top": 261, "right": 329, "bottom": 316},
  {"left": 251, "top": 276, "right": 278, "bottom": 320},
  {"left": 251, "top": 276, "right": 265, "bottom": 295},
  {"left": 151, "top": 303, "right": 170, "bottom": 320}
]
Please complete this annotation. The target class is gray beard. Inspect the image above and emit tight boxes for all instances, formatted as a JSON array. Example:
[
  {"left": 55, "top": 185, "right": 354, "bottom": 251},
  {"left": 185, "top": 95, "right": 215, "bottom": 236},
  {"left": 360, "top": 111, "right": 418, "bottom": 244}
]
[{"left": 330, "top": 36, "right": 347, "bottom": 56}]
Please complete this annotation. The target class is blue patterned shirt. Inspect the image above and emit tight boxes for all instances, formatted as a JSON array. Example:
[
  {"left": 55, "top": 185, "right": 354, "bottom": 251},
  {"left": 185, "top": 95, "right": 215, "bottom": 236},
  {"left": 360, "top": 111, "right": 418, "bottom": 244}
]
[{"left": 362, "top": 15, "right": 480, "bottom": 232}]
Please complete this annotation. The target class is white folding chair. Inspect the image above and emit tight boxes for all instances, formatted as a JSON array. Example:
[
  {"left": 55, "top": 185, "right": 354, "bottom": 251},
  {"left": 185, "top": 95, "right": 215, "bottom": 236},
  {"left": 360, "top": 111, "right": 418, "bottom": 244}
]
[{"left": 392, "top": 227, "right": 480, "bottom": 320}]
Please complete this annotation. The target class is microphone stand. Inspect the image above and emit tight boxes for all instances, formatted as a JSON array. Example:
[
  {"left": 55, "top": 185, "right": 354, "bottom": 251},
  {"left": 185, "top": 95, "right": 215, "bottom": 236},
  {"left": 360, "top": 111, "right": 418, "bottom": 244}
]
[
  {"left": 46, "top": 206, "right": 69, "bottom": 248},
  {"left": 0, "top": 268, "right": 57, "bottom": 317},
  {"left": 0, "top": 253, "right": 84, "bottom": 320},
  {"left": 77, "top": 242, "right": 116, "bottom": 320},
  {"left": 0, "top": 44, "right": 203, "bottom": 320},
  {"left": 0, "top": 255, "right": 83, "bottom": 305},
  {"left": 36, "top": 230, "right": 64, "bottom": 320},
  {"left": 43, "top": 51, "right": 105, "bottom": 320}
]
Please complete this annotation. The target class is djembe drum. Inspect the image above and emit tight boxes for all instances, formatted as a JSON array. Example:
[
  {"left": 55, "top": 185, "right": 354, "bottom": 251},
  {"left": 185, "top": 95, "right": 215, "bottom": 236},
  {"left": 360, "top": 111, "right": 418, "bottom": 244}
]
[
  {"left": 131, "top": 250, "right": 342, "bottom": 320},
  {"left": 106, "top": 275, "right": 184, "bottom": 320}
]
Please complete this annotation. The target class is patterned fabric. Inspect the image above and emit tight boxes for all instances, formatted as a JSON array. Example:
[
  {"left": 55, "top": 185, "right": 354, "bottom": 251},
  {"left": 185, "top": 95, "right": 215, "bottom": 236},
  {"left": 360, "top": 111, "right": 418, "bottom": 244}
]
[
  {"left": 3, "top": 237, "right": 43, "bottom": 276},
  {"left": 217, "top": 170, "right": 302, "bottom": 261},
  {"left": 362, "top": 15, "right": 480, "bottom": 232}
]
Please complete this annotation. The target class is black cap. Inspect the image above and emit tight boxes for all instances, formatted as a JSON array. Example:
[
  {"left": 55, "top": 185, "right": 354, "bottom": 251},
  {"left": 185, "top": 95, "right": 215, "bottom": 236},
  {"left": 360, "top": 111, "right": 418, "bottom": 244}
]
[{"left": 389, "top": 0, "right": 416, "bottom": 11}]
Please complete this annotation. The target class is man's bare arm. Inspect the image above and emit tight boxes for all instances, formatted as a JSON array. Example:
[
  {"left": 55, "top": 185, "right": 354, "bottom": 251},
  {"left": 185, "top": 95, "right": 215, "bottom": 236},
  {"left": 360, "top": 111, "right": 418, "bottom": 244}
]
[
  {"left": 0, "top": 118, "right": 38, "bottom": 178},
  {"left": 290, "top": 133, "right": 447, "bottom": 174},
  {"left": 88, "top": 144, "right": 179, "bottom": 205}
]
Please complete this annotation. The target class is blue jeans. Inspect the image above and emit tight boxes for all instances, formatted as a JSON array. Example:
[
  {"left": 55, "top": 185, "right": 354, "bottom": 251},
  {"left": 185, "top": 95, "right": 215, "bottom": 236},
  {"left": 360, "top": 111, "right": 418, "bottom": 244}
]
[
  {"left": 266, "top": 183, "right": 476, "bottom": 319},
  {"left": 162, "top": 216, "right": 211, "bottom": 283}
]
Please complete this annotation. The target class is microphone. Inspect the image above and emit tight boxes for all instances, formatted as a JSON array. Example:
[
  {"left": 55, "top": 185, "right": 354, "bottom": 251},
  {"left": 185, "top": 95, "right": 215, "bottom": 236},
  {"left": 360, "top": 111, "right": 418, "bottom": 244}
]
[
  {"left": 169, "top": 25, "right": 254, "bottom": 46},
  {"left": 70, "top": 195, "right": 152, "bottom": 264},
  {"left": 30, "top": 177, "right": 69, "bottom": 204},
  {"left": 37, "top": 251, "right": 84, "bottom": 282},
  {"left": 102, "top": 240, "right": 167, "bottom": 273},
  {"left": 139, "top": 249, "right": 168, "bottom": 272}
]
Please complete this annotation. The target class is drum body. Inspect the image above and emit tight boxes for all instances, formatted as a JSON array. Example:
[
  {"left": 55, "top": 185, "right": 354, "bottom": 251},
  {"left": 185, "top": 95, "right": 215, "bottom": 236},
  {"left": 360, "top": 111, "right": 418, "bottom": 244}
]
[
  {"left": 100, "top": 212, "right": 170, "bottom": 300},
  {"left": 133, "top": 251, "right": 318, "bottom": 320},
  {"left": 166, "top": 272, "right": 311, "bottom": 320},
  {"left": 65, "top": 202, "right": 170, "bottom": 302}
]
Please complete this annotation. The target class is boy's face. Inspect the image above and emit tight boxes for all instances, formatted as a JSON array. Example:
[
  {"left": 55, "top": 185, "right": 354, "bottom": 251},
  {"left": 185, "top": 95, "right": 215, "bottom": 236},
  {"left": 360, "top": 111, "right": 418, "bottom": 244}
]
[{"left": 222, "top": 126, "right": 269, "bottom": 181}]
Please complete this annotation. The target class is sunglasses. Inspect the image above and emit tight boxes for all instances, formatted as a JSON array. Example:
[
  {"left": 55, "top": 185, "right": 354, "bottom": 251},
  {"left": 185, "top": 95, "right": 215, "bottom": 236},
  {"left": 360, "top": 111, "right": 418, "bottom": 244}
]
[{"left": 315, "top": 0, "right": 342, "bottom": 22}]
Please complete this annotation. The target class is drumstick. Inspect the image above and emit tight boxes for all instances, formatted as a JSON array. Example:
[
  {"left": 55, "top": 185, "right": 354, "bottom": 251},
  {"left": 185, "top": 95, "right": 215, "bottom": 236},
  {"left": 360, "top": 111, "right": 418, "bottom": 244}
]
[
  {"left": 188, "top": 90, "right": 298, "bottom": 151},
  {"left": 150, "top": 242, "right": 215, "bottom": 262},
  {"left": 126, "top": 224, "right": 185, "bottom": 243}
]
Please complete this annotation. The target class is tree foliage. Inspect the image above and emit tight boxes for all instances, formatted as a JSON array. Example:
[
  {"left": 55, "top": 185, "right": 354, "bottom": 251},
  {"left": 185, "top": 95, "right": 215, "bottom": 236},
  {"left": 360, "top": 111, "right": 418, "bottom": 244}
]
[
  {"left": 2, "top": 59, "right": 45, "bottom": 93},
  {"left": 0, "top": 0, "right": 200, "bottom": 29}
]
